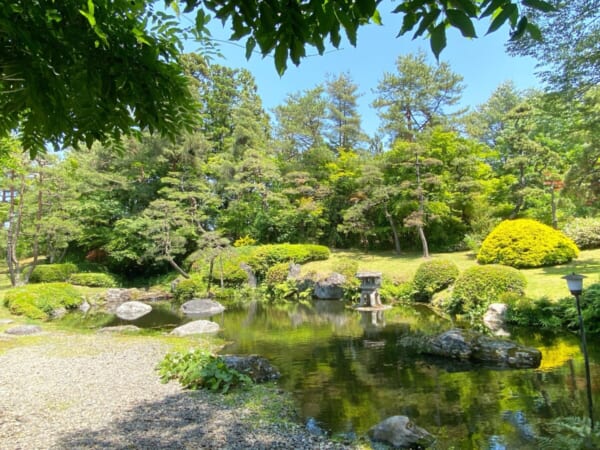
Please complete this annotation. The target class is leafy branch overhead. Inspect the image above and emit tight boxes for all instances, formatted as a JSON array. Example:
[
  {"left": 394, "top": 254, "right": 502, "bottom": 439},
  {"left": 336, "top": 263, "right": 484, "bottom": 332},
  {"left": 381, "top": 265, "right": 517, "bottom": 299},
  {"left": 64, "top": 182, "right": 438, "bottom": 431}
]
[{"left": 0, "top": 0, "right": 555, "bottom": 154}]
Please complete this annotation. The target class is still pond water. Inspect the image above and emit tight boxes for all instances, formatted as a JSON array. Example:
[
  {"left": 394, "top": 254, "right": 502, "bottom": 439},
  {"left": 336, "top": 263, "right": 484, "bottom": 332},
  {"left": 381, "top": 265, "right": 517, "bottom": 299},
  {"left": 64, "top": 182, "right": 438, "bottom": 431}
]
[{"left": 100, "top": 300, "right": 600, "bottom": 448}]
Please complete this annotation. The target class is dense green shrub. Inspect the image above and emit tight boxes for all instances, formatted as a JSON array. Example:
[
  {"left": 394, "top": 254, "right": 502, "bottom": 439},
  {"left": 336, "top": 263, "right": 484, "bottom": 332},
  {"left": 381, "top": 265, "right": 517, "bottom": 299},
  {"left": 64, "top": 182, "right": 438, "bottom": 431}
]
[
  {"left": 157, "top": 349, "right": 252, "bottom": 393},
  {"left": 412, "top": 259, "right": 459, "bottom": 301},
  {"left": 380, "top": 279, "right": 414, "bottom": 302},
  {"left": 29, "top": 263, "right": 78, "bottom": 283},
  {"left": 173, "top": 275, "right": 206, "bottom": 302},
  {"left": 4, "top": 282, "right": 83, "bottom": 320},
  {"left": 265, "top": 262, "right": 291, "bottom": 286},
  {"left": 449, "top": 265, "right": 527, "bottom": 319},
  {"left": 563, "top": 218, "right": 600, "bottom": 250},
  {"left": 68, "top": 272, "right": 118, "bottom": 287},
  {"left": 477, "top": 219, "right": 579, "bottom": 268}
]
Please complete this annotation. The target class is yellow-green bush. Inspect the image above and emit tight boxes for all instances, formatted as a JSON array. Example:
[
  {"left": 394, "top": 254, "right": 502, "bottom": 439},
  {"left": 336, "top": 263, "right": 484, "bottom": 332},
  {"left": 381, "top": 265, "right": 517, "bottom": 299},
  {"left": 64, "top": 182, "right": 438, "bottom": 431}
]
[
  {"left": 68, "top": 272, "right": 118, "bottom": 287},
  {"left": 265, "top": 262, "right": 291, "bottom": 286},
  {"left": 4, "top": 282, "right": 83, "bottom": 320},
  {"left": 413, "top": 259, "right": 459, "bottom": 301},
  {"left": 29, "top": 263, "right": 78, "bottom": 283},
  {"left": 477, "top": 219, "right": 579, "bottom": 268}
]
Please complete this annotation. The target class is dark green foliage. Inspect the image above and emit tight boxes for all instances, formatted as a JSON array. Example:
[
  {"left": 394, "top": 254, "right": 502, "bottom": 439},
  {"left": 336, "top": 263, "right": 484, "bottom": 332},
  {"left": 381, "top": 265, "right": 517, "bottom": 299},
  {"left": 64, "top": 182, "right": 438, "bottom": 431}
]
[
  {"left": 449, "top": 264, "right": 527, "bottom": 317},
  {"left": 157, "top": 349, "right": 252, "bottom": 393},
  {"left": 3, "top": 283, "right": 83, "bottom": 320},
  {"left": 477, "top": 219, "right": 579, "bottom": 268},
  {"left": 29, "top": 263, "right": 78, "bottom": 283},
  {"left": 563, "top": 218, "right": 600, "bottom": 250},
  {"left": 68, "top": 272, "right": 118, "bottom": 288},
  {"left": 413, "top": 259, "right": 460, "bottom": 301},
  {"left": 173, "top": 276, "right": 206, "bottom": 303}
]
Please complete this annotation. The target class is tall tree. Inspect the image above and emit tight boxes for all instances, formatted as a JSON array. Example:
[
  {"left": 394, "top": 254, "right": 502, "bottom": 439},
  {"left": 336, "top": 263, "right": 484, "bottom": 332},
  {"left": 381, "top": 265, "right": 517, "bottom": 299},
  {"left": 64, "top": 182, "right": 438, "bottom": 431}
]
[{"left": 324, "top": 73, "right": 366, "bottom": 151}]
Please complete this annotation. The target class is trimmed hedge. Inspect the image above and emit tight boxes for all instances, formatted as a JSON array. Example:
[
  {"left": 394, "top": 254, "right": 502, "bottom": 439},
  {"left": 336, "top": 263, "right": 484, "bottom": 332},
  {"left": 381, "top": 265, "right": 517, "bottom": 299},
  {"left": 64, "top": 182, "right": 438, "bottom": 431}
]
[
  {"left": 29, "top": 263, "right": 78, "bottom": 283},
  {"left": 68, "top": 272, "right": 118, "bottom": 288},
  {"left": 449, "top": 264, "right": 527, "bottom": 316},
  {"left": 477, "top": 219, "right": 579, "bottom": 268},
  {"left": 413, "top": 259, "right": 459, "bottom": 301},
  {"left": 563, "top": 217, "right": 600, "bottom": 250},
  {"left": 4, "top": 282, "right": 83, "bottom": 320}
]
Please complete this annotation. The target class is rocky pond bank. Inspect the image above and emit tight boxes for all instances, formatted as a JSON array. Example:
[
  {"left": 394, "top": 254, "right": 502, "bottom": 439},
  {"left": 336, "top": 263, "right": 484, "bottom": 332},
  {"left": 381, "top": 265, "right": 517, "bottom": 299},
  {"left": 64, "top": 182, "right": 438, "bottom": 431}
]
[{"left": 0, "top": 332, "right": 352, "bottom": 449}]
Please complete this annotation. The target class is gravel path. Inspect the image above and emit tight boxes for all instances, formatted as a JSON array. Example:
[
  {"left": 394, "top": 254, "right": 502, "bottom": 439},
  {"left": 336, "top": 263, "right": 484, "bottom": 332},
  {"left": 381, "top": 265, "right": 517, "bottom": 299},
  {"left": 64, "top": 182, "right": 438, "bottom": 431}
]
[{"left": 0, "top": 333, "right": 354, "bottom": 449}]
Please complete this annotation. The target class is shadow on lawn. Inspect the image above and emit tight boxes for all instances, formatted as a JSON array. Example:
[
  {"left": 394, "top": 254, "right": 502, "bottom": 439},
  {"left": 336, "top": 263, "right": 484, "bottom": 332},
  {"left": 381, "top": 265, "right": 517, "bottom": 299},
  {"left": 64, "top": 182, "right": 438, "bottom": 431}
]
[
  {"left": 55, "top": 391, "right": 336, "bottom": 450},
  {"left": 539, "top": 257, "right": 600, "bottom": 277}
]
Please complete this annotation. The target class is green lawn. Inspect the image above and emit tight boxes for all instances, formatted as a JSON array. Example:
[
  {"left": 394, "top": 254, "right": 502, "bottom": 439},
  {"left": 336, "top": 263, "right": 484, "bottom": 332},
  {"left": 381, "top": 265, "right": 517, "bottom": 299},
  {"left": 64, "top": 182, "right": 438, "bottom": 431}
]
[{"left": 303, "top": 248, "right": 600, "bottom": 300}]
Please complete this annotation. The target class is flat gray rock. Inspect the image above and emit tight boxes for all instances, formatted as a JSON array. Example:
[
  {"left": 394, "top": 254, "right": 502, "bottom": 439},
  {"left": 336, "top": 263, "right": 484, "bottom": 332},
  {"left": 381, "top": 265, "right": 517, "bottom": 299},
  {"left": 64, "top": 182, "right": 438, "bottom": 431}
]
[
  {"left": 369, "top": 415, "right": 434, "bottom": 449},
  {"left": 115, "top": 301, "right": 152, "bottom": 321},
  {"left": 180, "top": 299, "right": 225, "bottom": 317},
  {"left": 5, "top": 325, "right": 42, "bottom": 335},
  {"left": 170, "top": 320, "right": 220, "bottom": 336},
  {"left": 97, "top": 325, "right": 140, "bottom": 333}
]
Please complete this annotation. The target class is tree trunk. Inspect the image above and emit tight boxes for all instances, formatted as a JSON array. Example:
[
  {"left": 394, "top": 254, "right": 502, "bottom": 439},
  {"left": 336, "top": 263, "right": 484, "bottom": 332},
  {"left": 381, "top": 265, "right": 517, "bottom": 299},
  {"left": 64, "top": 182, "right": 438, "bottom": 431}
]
[
  {"left": 207, "top": 258, "right": 214, "bottom": 294},
  {"left": 24, "top": 169, "right": 44, "bottom": 283},
  {"left": 167, "top": 257, "right": 190, "bottom": 279},
  {"left": 415, "top": 151, "right": 430, "bottom": 259},
  {"left": 384, "top": 206, "right": 401, "bottom": 255},
  {"left": 417, "top": 224, "right": 430, "bottom": 259},
  {"left": 550, "top": 187, "right": 558, "bottom": 229}
]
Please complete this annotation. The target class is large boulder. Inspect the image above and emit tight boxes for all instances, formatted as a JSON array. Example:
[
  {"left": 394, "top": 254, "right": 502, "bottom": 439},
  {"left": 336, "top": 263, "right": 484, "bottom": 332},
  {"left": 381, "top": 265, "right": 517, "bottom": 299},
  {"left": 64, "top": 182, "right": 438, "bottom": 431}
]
[
  {"left": 170, "top": 320, "right": 220, "bottom": 336},
  {"left": 221, "top": 355, "right": 281, "bottom": 383},
  {"left": 115, "top": 301, "right": 152, "bottom": 321},
  {"left": 369, "top": 415, "right": 435, "bottom": 449},
  {"left": 314, "top": 273, "right": 346, "bottom": 300},
  {"left": 426, "top": 329, "right": 541, "bottom": 369},
  {"left": 180, "top": 299, "right": 225, "bottom": 317}
]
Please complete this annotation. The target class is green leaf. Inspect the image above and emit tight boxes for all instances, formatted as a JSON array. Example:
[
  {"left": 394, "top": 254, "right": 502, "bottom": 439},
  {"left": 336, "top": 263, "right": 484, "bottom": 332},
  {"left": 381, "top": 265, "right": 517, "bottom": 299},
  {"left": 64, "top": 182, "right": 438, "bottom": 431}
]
[
  {"left": 510, "top": 16, "right": 528, "bottom": 40},
  {"left": 480, "top": 0, "right": 509, "bottom": 18},
  {"left": 430, "top": 23, "right": 447, "bottom": 59},
  {"left": 522, "top": 0, "right": 557, "bottom": 12},
  {"left": 245, "top": 36, "right": 256, "bottom": 59},
  {"left": 449, "top": 0, "right": 478, "bottom": 16},
  {"left": 274, "top": 41, "right": 288, "bottom": 76},
  {"left": 526, "top": 22, "right": 542, "bottom": 41},
  {"left": 486, "top": 3, "right": 518, "bottom": 34},
  {"left": 446, "top": 9, "right": 477, "bottom": 38},
  {"left": 412, "top": 9, "right": 441, "bottom": 38},
  {"left": 400, "top": 12, "right": 419, "bottom": 35},
  {"left": 371, "top": 9, "right": 383, "bottom": 25}
]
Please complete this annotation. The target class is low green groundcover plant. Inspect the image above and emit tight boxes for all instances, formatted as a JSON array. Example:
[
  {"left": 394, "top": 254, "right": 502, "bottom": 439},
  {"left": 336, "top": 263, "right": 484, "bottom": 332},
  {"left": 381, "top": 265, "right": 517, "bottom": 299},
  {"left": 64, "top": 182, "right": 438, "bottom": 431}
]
[
  {"left": 448, "top": 265, "right": 527, "bottom": 321},
  {"left": 68, "top": 272, "right": 118, "bottom": 288},
  {"left": 157, "top": 349, "right": 252, "bottom": 393},
  {"left": 412, "top": 258, "right": 460, "bottom": 301},
  {"left": 477, "top": 219, "right": 579, "bottom": 268},
  {"left": 3, "top": 282, "right": 83, "bottom": 320},
  {"left": 563, "top": 217, "right": 600, "bottom": 250},
  {"left": 29, "top": 263, "right": 78, "bottom": 283},
  {"left": 172, "top": 274, "right": 206, "bottom": 302}
]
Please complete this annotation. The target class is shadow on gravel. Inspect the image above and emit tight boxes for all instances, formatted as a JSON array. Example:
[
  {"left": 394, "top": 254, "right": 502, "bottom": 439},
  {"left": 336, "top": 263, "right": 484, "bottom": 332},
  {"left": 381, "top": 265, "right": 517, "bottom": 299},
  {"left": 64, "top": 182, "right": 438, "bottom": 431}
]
[{"left": 55, "top": 391, "right": 344, "bottom": 450}]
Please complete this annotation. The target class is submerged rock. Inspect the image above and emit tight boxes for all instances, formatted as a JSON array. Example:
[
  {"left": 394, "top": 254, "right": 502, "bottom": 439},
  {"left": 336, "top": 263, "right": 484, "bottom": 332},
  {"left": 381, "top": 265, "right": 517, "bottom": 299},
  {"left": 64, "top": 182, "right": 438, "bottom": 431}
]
[
  {"left": 170, "top": 320, "right": 220, "bottom": 336},
  {"left": 221, "top": 355, "right": 280, "bottom": 383},
  {"left": 115, "top": 301, "right": 152, "bottom": 321},
  {"left": 180, "top": 299, "right": 225, "bottom": 317},
  {"left": 426, "top": 329, "right": 541, "bottom": 369},
  {"left": 369, "top": 415, "right": 435, "bottom": 449},
  {"left": 5, "top": 325, "right": 42, "bottom": 335}
]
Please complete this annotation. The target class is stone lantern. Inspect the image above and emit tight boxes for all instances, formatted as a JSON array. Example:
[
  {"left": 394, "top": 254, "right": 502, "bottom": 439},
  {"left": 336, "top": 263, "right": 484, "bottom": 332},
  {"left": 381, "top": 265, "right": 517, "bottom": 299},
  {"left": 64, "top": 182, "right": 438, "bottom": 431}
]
[{"left": 355, "top": 271, "right": 387, "bottom": 309}]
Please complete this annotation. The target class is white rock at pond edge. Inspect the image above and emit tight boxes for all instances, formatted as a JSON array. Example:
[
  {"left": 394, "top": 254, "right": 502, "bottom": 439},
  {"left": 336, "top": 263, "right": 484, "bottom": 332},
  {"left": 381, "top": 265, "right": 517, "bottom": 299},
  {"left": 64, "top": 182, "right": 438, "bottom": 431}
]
[
  {"left": 170, "top": 320, "right": 220, "bottom": 336},
  {"left": 115, "top": 301, "right": 152, "bottom": 321}
]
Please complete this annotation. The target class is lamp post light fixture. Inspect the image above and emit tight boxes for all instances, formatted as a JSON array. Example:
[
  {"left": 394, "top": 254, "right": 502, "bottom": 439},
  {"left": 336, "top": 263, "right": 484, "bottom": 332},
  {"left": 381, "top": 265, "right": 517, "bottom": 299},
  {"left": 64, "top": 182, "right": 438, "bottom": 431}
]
[{"left": 563, "top": 272, "right": 594, "bottom": 430}]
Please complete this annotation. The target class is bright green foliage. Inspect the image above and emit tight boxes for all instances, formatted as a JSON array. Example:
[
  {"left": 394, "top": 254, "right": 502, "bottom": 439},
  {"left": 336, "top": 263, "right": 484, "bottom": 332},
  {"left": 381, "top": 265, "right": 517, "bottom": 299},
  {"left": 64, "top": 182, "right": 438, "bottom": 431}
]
[
  {"left": 3, "top": 282, "right": 82, "bottom": 320},
  {"left": 29, "top": 263, "right": 78, "bottom": 283},
  {"left": 157, "top": 349, "right": 252, "bottom": 393},
  {"left": 563, "top": 218, "right": 600, "bottom": 250},
  {"left": 449, "top": 264, "right": 527, "bottom": 317},
  {"left": 68, "top": 272, "right": 118, "bottom": 288},
  {"left": 477, "top": 219, "right": 579, "bottom": 268},
  {"left": 413, "top": 259, "right": 459, "bottom": 301},
  {"left": 265, "top": 263, "right": 291, "bottom": 286},
  {"left": 173, "top": 275, "right": 206, "bottom": 302},
  {"left": 246, "top": 244, "right": 330, "bottom": 277},
  {"left": 233, "top": 236, "right": 257, "bottom": 247},
  {"left": 380, "top": 280, "right": 414, "bottom": 303}
]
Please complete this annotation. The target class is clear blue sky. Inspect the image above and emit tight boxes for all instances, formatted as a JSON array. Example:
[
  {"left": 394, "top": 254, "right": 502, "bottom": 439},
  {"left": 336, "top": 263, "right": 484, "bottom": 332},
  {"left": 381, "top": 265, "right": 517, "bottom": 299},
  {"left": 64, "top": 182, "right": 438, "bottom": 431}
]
[{"left": 183, "top": 3, "right": 541, "bottom": 137}]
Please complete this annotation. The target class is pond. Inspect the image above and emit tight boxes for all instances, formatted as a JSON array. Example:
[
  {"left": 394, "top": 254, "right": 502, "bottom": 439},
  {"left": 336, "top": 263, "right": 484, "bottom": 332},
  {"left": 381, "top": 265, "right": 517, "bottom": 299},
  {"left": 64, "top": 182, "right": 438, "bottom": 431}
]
[{"left": 63, "top": 299, "right": 600, "bottom": 448}]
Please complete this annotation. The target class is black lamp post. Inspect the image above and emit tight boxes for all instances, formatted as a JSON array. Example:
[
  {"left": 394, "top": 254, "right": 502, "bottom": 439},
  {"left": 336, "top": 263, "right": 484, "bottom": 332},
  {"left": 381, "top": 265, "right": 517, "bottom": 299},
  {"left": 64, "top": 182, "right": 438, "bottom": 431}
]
[{"left": 563, "top": 272, "right": 594, "bottom": 430}]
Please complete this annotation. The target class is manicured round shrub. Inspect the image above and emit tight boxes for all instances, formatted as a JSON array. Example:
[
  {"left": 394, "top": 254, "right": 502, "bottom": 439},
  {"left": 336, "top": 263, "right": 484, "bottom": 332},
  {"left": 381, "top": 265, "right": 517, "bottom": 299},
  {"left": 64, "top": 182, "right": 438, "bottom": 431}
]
[
  {"left": 477, "top": 219, "right": 579, "bottom": 268},
  {"left": 68, "top": 272, "right": 118, "bottom": 287},
  {"left": 29, "top": 263, "right": 78, "bottom": 283},
  {"left": 563, "top": 217, "right": 600, "bottom": 250},
  {"left": 449, "top": 264, "right": 527, "bottom": 316},
  {"left": 412, "top": 259, "right": 459, "bottom": 301},
  {"left": 265, "top": 262, "right": 291, "bottom": 286},
  {"left": 3, "top": 282, "right": 83, "bottom": 320}
]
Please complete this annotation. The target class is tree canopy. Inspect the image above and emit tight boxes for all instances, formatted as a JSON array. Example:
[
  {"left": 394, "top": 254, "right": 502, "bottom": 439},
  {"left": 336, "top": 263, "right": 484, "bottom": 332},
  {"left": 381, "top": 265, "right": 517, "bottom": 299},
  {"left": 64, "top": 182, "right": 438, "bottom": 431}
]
[{"left": 1, "top": 0, "right": 555, "bottom": 155}]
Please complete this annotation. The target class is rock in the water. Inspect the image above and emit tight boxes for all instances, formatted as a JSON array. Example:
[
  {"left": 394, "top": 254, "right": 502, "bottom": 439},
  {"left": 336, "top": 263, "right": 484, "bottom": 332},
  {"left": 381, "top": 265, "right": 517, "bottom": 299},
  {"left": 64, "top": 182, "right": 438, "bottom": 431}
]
[
  {"left": 115, "top": 301, "right": 152, "bottom": 321},
  {"left": 97, "top": 325, "right": 140, "bottom": 333},
  {"left": 369, "top": 415, "right": 435, "bottom": 449},
  {"left": 314, "top": 272, "right": 346, "bottom": 300},
  {"left": 170, "top": 320, "right": 220, "bottom": 336},
  {"left": 221, "top": 355, "right": 281, "bottom": 383},
  {"left": 180, "top": 299, "right": 225, "bottom": 317},
  {"left": 426, "top": 329, "right": 541, "bottom": 369},
  {"left": 5, "top": 325, "right": 42, "bottom": 335}
]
